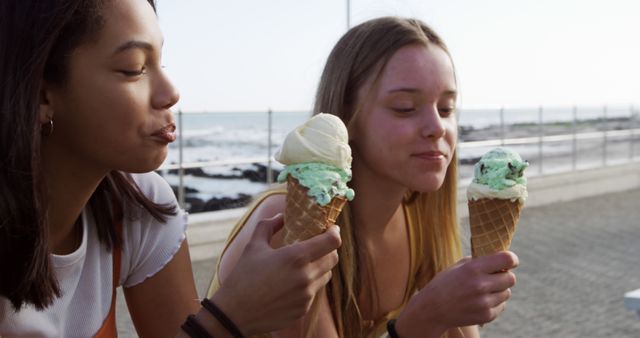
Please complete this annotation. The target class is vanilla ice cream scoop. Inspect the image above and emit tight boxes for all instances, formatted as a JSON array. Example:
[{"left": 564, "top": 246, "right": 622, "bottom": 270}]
[
  {"left": 275, "top": 113, "right": 351, "bottom": 169},
  {"left": 275, "top": 113, "right": 354, "bottom": 206}
]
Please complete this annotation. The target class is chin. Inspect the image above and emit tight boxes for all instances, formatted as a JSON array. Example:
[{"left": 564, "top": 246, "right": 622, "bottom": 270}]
[
  {"left": 127, "top": 165, "right": 161, "bottom": 174},
  {"left": 409, "top": 175, "right": 447, "bottom": 192},
  {"left": 119, "top": 164, "right": 160, "bottom": 174},
  {"left": 120, "top": 155, "right": 167, "bottom": 173}
]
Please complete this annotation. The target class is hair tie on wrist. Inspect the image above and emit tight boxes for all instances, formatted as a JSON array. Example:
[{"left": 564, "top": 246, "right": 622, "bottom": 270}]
[
  {"left": 201, "top": 298, "right": 245, "bottom": 338},
  {"left": 387, "top": 318, "right": 401, "bottom": 338},
  {"left": 181, "top": 314, "right": 213, "bottom": 338}
]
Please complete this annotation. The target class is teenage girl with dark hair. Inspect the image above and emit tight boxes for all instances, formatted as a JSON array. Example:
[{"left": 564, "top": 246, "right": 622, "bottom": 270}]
[{"left": 0, "top": 1, "right": 341, "bottom": 337}]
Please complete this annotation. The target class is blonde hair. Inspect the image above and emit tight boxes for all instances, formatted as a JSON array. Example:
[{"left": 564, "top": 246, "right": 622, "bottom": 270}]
[{"left": 314, "top": 17, "right": 461, "bottom": 338}]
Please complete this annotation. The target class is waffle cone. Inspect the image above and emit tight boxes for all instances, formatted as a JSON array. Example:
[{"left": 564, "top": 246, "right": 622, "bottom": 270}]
[
  {"left": 468, "top": 198, "right": 522, "bottom": 257},
  {"left": 283, "top": 176, "right": 347, "bottom": 245}
]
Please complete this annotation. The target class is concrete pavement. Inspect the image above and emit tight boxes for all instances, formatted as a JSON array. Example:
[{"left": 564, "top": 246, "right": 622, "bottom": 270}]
[
  {"left": 464, "top": 187, "right": 640, "bottom": 337},
  {"left": 116, "top": 163, "right": 640, "bottom": 337}
]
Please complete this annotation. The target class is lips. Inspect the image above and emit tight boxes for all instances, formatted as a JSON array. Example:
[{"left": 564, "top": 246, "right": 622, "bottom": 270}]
[
  {"left": 151, "top": 123, "right": 177, "bottom": 143},
  {"left": 412, "top": 150, "right": 446, "bottom": 160}
]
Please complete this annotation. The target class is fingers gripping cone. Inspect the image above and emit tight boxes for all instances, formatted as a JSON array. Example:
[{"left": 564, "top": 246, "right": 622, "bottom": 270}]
[
  {"left": 468, "top": 198, "right": 522, "bottom": 257},
  {"left": 283, "top": 176, "right": 347, "bottom": 245}
]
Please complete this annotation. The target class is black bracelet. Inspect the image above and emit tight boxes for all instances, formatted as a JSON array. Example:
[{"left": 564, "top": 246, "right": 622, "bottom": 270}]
[
  {"left": 181, "top": 314, "right": 214, "bottom": 338},
  {"left": 387, "top": 318, "right": 401, "bottom": 338},
  {"left": 201, "top": 298, "right": 245, "bottom": 338}
]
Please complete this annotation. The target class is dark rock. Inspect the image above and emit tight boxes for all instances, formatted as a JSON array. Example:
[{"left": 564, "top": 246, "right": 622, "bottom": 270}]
[
  {"left": 172, "top": 193, "right": 254, "bottom": 213},
  {"left": 168, "top": 167, "right": 209, "bottom": 177},
  {"left": 166, "top": 163, "right": 281, "bottom": 182},
  {"left": 170, "top": 185, "right": 199, "bottom": 196},
  {"left": 200, "top": 194, "right": 253, "bottom": 212},
  {"left": 242, "top": 163, "right": 281, "bottom": 183},
  {"left": 458, "top": 125, "right": 475, "bottom": 140},
  {"left": 185, "top": 196, "right": 205, "bottom": 213}
]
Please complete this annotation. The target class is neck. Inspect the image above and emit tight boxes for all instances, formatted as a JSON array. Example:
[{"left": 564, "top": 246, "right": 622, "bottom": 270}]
[
  {"left": 42, "top": 142, "right": 106, "bottom": 255},
  {"left": 350, "top": 162, "right": 407, "bottom": 237}
]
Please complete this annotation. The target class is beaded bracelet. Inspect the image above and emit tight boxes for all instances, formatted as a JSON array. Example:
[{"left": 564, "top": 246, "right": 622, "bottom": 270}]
[
  {"left": 201, "top": 298, "right": 245, "bottom": 338},
  {"left": 387, "top": 318, "right": 401, "bottom": 338}
]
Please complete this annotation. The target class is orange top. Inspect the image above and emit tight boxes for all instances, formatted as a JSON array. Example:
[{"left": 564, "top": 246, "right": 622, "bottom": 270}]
[{"left": 93, "top": 219, "right": 122, "bottom": 338}]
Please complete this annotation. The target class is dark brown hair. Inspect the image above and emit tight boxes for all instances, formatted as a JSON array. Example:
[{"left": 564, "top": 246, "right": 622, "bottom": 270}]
[{"left": 0, "top": 0, "right": 175, "bottom": 312}]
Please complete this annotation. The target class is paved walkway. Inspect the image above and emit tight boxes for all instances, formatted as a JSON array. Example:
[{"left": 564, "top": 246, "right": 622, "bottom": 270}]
[
  {"left": 471, "top": 187, "right": 640, "bottom": 337},
  {"left": 117, "top": 188, "right": 640, "bottom": 337}
]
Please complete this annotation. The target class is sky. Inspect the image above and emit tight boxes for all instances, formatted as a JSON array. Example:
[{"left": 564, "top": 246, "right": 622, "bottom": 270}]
[{"left": 156, "top": 0, "right": 640, "bottom": 113}]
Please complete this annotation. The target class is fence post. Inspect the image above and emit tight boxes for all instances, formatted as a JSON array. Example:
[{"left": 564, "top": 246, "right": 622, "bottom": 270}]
[
  {"left": 178, "top": 109, "right": 185, "bottom": 208},
  {"left": 538, "top": 106, "right": 544, "bottom": 174},
  {"left": 631, "top": 104, "right": 635, "bottom": 161},
  {"left": 572, "top": 105, "right": 577, "bottom": 171},
  {"left": 346, "top": 0, "right": 351, "bottom": 29},
  {"left": 603, "top": 105, "right": 608, "bottom": 166},
  {"left": 500, "top": 106, "right": 505, "bottom": 147},
  {"left": 267, "top": 108, "right": 273, "bottom": 184}
]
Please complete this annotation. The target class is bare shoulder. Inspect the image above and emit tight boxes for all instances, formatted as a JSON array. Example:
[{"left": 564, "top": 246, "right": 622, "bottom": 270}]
[
  {"left": 217, "top": 193, "right": 286, "bottom": 283},
  {"left": 251, "top": 193, "right": 286, "bottom": 221}
]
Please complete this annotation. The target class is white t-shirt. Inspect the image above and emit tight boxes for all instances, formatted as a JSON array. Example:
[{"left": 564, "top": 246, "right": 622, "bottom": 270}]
[{"left": 0, "top": 172, "right": 188, "bottom": 337}]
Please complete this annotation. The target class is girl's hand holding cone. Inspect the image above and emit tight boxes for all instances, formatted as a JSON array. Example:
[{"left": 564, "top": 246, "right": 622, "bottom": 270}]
[{"left": 394, "top": 251, "right": 519, "bottom": 337}]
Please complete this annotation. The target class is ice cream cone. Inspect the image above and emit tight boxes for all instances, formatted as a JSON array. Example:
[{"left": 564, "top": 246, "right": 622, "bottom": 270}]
[
  {"left": 283, "top": 176, "right": 347, "bottom": 244},
  {"left": 468, "top": 198, "right": 523, "bottom": 257}
]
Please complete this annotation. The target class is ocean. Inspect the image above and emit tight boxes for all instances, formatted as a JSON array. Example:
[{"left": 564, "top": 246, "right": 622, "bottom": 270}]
[{"left": 157, "top": 106, "right": 638, "bottom": 212}]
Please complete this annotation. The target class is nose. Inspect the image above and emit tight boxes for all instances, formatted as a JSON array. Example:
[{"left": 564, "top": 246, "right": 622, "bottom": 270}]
[
  {"left": 152, "top": 69, "right": 180, "bottom": 110},
  {"left": 420, "top": 105, "right": 446, "bottom": 139}
]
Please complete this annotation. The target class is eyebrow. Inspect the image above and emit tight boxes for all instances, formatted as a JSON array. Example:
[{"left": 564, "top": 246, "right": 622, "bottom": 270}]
[
  {"left": 441, "top": 89, "right": 457, "bottom": 97},
  {"left": 112, "top": 40, "right": 154, "bottom": 56},
  {"left": 388, "top": 87, "right": 458, "bottom": 97},
  {"left": 388, "top": 87, "right": 420, "bottom": 94}
]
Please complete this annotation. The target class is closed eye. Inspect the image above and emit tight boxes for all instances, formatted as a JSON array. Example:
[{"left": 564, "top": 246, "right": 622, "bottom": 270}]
[
  {"left": 438, "top": 107, "right": 455, "bottom": 117},
  {"left": 392, "top": 107, "right": 416, "bottom": 114},
  {"left": 120, "top": 67, "right": 146, "bottom": 77}
]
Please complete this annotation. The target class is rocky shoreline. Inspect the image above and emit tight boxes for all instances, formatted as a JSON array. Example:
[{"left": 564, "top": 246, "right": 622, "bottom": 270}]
[
  {"left": 165, "top": 163, "right": 282, "bottom": 213},
  {"left": 166, "top": 116, "right": 638, "bottom": 213}
]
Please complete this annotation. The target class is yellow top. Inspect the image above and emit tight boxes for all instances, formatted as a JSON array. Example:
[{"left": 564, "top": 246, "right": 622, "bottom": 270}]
[{"left": 207, "top": 189, "right": 424, "bottom": 338}]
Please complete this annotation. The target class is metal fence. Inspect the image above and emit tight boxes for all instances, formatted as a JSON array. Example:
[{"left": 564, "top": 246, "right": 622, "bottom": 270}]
[{"left": 159, "top": 105, "right": 639, "bottom": 208}]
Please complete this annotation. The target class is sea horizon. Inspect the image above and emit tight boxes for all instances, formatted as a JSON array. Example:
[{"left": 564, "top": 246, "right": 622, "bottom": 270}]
[{"left": 159, "top": 106, "right": 639, "bottom": 213}]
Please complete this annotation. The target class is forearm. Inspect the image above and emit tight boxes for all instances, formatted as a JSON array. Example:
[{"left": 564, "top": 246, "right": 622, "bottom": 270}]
[
  {"left": 175, "top": 307, "right": 234, "bottom": 338},
  {"left": 175, "top": 291, "right": 250, "bottom": 338},
  {"left": 392, "top": 304, "right": 447, "bottom": 338},
  {"left": 391, "top": 317, "right": 479, "bottom": 338}
]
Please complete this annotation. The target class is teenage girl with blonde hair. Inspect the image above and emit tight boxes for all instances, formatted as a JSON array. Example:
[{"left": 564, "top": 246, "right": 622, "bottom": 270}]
[{"left": 211, "top": 16, "right": 518, "bottom": 338}]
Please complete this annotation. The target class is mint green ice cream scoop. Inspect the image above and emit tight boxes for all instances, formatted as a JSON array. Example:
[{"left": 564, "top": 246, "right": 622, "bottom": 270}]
[
  {"left": 277, "top": 162, "right": 355, "bottom": 206},
  {"left": 473, "top": 147, "right": 529, "bottom": 190}
]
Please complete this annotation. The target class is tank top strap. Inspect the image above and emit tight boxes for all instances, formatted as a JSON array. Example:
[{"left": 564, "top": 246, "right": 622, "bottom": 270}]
[{"left": 362, "top": 202, "right": 423, "bottom": 337}]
